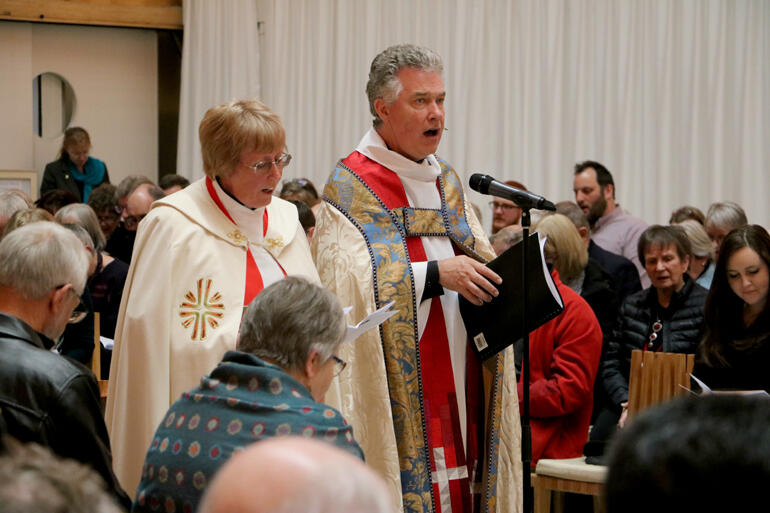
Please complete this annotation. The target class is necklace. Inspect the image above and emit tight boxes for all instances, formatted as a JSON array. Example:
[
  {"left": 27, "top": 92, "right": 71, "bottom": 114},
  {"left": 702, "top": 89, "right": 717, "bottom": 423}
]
[{"left": 646, "top": 318, "right": 663, "bottom": 350}]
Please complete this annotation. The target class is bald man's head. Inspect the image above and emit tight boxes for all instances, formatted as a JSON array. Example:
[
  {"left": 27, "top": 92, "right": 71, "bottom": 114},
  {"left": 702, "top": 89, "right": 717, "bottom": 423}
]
[
  {"left": 199, "top": 437, "right": 392, "bottom": 513},
  {"left": 123, "top": 183, "right": 164, "bottom": 231}
]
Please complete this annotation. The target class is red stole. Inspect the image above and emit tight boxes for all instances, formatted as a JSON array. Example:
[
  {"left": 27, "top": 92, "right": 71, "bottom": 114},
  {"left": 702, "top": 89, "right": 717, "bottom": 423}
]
[
  {"left": 205, "top": 177, "right": 284, "bottom": 305},
  {"left": 344, "top": 151, "right": 482, "bottom": 513}
]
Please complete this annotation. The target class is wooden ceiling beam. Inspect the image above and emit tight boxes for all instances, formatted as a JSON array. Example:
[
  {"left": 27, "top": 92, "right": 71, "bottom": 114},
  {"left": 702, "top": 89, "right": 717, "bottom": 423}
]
[{"left": 0, "top": 0, "right": 182, "bottom": 30}]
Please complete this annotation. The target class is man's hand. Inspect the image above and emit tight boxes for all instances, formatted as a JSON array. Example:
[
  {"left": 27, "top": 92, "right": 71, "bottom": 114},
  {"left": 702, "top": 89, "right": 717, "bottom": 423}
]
[
  {"left": 437, "top": 255, "right": 501, "bottom": 306},
  {"left": 618, "top": 402, "right": 629, "bottom": 428}
]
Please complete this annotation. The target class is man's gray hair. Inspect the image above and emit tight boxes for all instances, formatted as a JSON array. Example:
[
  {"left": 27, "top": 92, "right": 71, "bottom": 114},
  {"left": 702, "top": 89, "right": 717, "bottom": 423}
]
[
  {"left": 237, "top": 277, "right": 345, "bottom": 371},
  {"left": 366, "top": 44, "right": 443, "bottom": 127},
  {"left": 706, "top": 201, "right": 748, "bottom": 231},
  {"left": 0, "top": 440, "right": 122, "bottom": 513},
  {"left": 555, "top": 201, "right": 591, "bottom": 233},
  {"left": 0, "top": 191, "right": 31, "bottom": 228},
  {"left": 114, "top": 175, "right": 153, "bottom": 202},
  {"left": 489, "top": 224, "right": 523, "bottom": 251},
  {"left": 0, "top": 222, "right": 88, "bottom": 300},
  {"left": 55, "top": 203, "right": 106, "bottom": 252}
]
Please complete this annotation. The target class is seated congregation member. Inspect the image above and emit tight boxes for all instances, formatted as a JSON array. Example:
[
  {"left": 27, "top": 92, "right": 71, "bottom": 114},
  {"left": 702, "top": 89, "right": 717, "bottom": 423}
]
[
  {"left": 56, "top": 203, "right": 129, "bottom": 340},
  {"left": 199, "top": 437, "right": 391, "bottom": 513},
  {"left": 572, "top": 161, "right": 649, "bottom": 287},
  {"left": 107, "top": 175, "right": 154, "bottom": 264},
  {"left": 57, "top": 223, "right": 98, "bottom": 365},
  {"left": 489, "top": 224, "right": 523, "bottom": 256},
  {"left": 601, "top": 225, "right": 708, "bottom": 432},
  {"left": 133, "top": 277, "right": 362, "bottom": 513},
  {"left": 0, "top": 441, "right": 124, "bottom": 513},
  {"left": 669, "top": 205, "right": 706, "bottom": 225},
  {"left": 87, "top": 183, "right": 121, "bottom": 241},
  {"left": 158, "top": 173, "right": 190, "bottom": 195},
  {"left": 107, "top": 99, "right": 319, "bottom": 497},
  {"left": 490, "top": 180, "right": 526, "bottom": 234},
  {"left": 675, "top": 219, "right": 715, "bottom": 289},
  {"left": 694, "top": 225, "right": 770, "bottom": 392},
  {"left": 0, "top": 190, "right": 31, "bottom": 234},
  {"left": 287, "top": 199, "right": 316, "bottom": 242},
  {"left": 35, "top": 189, "right": 78, "bottom": 215},
  {"left": 556, "top": 201, "right": 641, "bottom": 301},
  {"left": 1, "top": 207, "right": 53, "bottom": 239},
  {"left": 605, "top": 395, "right": 770, "bottom": 513},
  {"left": 520, "top": 217, "right": 602, "bottom": 463},
  {"left": 0, "top": 222, "right": 129, "bottom": 508},
  {"left": 535, "top": 214, "right": 620, "bottom": 424},
  {"left": 705, "top": 200, "right": 748, "bottom": 261},
  {"left": 122, "top": 183, "right": 165, "bottom": 234},
  {"left": 279, "top": 177, "right": 321, "bottom": 216},
  {"left": 41, "top": 126, "right": 109, "bottom": 202}
]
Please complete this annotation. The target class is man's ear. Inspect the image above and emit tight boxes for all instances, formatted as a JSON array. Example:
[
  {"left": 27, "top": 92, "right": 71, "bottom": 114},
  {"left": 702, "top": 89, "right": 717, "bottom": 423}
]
[
  {"left": 604, "top": 183, "right": 615, "bottom": 201},
  {"left": 577, "top": 226, "right": 590, "bottom": 247},
  {"left": 48, "top": 284, "right": 72, "bottom": 314},
  {"left": 374, "top": 97, "right": 390, "bottom": 123},
  {"left": 304, "top": 348, "right": 322, "bottom": 379}
]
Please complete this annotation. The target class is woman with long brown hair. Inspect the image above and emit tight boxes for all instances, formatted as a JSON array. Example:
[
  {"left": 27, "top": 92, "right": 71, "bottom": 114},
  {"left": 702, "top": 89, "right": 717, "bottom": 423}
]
[{"left": 694, "top": 225, "right": 770, "bottom": 392}]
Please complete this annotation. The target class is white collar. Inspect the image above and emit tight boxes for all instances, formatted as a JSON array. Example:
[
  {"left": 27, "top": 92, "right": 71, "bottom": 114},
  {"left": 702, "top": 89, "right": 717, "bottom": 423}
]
[
  {"left": 211, "top": 177, "right": 266, "bottom": 242},
  {"left": 356, "top": 128, "right": 441, "bottom": 183}
]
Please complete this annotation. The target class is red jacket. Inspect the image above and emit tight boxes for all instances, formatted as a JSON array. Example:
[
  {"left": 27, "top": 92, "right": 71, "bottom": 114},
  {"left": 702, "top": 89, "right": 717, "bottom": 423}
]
[{"left": 517, "top": 270, "right": 602, "bottom": 464}]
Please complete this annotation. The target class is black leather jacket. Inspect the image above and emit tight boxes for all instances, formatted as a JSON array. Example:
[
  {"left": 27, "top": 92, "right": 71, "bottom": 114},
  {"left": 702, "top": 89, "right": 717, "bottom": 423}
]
[
  {"left": 0, "top": 313, "right": 129, "bottom": 509},
  {"left": 602, "top": 277, "right": 708, "bottom": 408}
]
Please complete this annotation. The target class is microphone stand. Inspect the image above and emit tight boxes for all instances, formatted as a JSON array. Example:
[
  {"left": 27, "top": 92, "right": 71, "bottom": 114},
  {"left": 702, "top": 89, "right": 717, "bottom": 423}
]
[{"left": 520, "top": 207, "right": 533, "bottom": 513}]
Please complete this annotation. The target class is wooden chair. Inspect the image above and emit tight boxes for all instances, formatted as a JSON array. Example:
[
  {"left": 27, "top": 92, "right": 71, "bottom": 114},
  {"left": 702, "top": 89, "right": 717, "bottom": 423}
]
[
  {"left": 626, "top": 349, "right": 694, "bottom": 421},
  {"left": 533, "top": 457, "right": 606, "bottom": 513},
  {"left": 532, "top": 350, "right": 695, "bottom": 513}
]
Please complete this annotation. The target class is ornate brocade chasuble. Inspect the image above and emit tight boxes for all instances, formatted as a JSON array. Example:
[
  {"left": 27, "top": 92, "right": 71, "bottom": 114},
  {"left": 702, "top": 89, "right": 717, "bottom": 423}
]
[{"left": 324, "top": 151, "right": 507, "bottom": 513}]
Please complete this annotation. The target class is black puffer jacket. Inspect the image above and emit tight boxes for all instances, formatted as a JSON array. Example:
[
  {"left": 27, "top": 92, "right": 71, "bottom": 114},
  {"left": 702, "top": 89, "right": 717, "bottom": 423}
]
[{"left": 602, "top": 277, "right": 707, "bottom": 408}]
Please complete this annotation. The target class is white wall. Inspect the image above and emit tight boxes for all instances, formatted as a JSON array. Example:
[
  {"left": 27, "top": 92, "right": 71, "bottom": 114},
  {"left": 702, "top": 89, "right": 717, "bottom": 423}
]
[{"left": 0, "top": 22, "right": 157, "bottom": 196}]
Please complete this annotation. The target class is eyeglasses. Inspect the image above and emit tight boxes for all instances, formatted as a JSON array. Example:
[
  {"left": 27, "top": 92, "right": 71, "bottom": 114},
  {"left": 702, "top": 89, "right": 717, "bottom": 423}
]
[
  {"left": 243, "top": 153, "right": 292, "bottom": 173},
  {"left": 56, "top": 285, "right": 87, "bottom": 324},
  {"left": 489, "top": 201, "right": 517, "bottom": 211},
  {"left": 123, "top": 212, "right": 146, "bottom": 229},
  {"left": 331, "top": 355, "right": 347, "bottom": 377}
]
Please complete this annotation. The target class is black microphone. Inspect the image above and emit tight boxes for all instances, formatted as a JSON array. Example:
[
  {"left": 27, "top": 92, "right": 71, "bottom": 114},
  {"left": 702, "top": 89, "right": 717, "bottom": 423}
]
[{"left": 469, "top": 173, "right": 556, "bottom": 211}]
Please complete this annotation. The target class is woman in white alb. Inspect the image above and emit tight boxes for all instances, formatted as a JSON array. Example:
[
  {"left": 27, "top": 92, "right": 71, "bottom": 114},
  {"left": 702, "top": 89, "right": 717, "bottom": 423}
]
[{"left": 106, "top": 100, "right": 319, "bottom": 496}]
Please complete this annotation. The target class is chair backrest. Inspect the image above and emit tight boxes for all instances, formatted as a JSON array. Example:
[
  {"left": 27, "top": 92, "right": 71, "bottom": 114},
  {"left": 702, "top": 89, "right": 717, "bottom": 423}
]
[
  {"left": 627, "top": 350, "right": 694, "bottom": 420},
  {"left": 91, "top": 312, "right": 101, "bottom": 378}
]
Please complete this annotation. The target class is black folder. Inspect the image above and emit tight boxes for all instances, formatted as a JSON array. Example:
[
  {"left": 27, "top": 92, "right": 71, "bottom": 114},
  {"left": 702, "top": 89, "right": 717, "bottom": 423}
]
[{"left": 459, "top": 232, "right": 564, "bottom": 360}]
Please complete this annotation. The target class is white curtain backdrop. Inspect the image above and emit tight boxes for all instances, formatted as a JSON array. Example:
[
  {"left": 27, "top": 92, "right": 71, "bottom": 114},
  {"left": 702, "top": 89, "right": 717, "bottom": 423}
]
[
  {"left": 177, "top": 0, "right": 261, "bottom": 180},
  {"left": 256, "top": 0, "right": 768, "bottom": 228}
]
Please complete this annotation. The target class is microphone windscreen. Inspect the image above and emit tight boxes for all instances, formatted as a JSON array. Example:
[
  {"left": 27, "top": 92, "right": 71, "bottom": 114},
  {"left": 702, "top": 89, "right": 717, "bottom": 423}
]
[{"left": 469, "top": 173, "right": 490, "bottom": 194}]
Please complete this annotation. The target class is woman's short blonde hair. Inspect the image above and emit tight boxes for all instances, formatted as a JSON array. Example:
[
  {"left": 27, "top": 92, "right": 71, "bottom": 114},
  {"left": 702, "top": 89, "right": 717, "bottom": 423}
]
[
  {"left": 674, "top": 219, "right": 713, "bottom": 260},
  {"left": 535, "top": 213, "right": 588, "bottom": 283},
  {"left": 199, "top": 99, "right": 286, "bottom": 179}
]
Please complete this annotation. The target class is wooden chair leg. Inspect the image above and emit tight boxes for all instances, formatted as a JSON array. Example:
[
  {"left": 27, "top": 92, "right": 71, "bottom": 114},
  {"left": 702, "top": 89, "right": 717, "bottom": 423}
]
[
  {"left": 593, "top": 494, "right": 605, "bottom": 513},
  {"left": 532, "top": 476, "right": 551, "bottom": 513}
]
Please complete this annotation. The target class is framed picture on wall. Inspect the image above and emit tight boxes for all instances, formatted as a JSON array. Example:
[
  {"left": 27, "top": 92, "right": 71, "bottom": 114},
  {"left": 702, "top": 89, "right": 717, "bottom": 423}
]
[{"left": 0, "top": 170, "right": 38, "bottom": 202}]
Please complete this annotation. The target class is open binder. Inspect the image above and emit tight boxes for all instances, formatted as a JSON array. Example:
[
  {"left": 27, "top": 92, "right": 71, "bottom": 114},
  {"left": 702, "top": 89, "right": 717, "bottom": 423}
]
[{"left": 459, "top": 232, "right": 564, "bottom": 360}]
